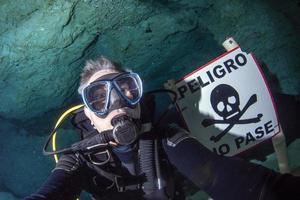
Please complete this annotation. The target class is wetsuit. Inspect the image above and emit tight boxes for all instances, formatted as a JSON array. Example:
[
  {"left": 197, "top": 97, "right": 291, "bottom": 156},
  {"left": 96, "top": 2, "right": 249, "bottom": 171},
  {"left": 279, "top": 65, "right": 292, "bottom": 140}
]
[{"left": 24, "top": 123, "right": 300, "bottom": 200}]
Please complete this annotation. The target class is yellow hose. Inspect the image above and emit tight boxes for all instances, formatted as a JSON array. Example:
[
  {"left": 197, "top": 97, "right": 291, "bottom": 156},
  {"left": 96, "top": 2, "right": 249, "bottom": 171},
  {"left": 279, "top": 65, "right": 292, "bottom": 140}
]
[
  {"left": 51, "top": 104, "right": 84, "bottom": 200},
  {"left": 51, "top": 104, "right": 84, "bottom": 163}
]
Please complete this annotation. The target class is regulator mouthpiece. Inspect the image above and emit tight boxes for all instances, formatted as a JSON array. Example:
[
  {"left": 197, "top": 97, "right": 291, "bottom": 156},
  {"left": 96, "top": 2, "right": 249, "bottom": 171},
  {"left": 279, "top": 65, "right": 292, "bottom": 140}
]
[
  {"left": 111, "top": 116, "right": 138, "bottom": 145},
  {"left": 70, "top": 116, "right": 138, "bottom": 152}
]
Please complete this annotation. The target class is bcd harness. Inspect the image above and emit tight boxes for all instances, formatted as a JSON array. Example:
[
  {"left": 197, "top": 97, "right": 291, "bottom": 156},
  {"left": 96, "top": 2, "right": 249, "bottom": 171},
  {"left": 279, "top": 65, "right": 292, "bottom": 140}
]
[
  {"left": 74, "top": 108, "right": 174, "bottom": 197},
  {"left": 72, "top": 108, "right": 146, "bottom": 193},
  {"left": 43, "top": 90, "right": 178, "bottom": 198}
]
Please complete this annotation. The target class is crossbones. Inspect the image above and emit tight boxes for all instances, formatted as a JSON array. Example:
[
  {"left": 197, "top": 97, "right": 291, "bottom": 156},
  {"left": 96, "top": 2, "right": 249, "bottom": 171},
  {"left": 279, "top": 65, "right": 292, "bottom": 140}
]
[{"left": 202, "top": 84, "right": 263, "bottom": 143}]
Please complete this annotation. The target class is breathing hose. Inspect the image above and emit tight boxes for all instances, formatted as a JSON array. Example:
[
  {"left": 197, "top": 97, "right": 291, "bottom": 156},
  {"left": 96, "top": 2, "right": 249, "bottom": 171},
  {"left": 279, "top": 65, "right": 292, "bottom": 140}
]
[{"left": 139, "top": 135, "right": 156, "bottom": 193}]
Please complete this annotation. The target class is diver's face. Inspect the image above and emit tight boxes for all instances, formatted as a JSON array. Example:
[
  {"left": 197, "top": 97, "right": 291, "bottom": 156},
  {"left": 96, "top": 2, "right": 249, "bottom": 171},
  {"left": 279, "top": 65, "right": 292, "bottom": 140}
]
[{"left": 83, "top": 70, "right": 141, "bottom": 133}]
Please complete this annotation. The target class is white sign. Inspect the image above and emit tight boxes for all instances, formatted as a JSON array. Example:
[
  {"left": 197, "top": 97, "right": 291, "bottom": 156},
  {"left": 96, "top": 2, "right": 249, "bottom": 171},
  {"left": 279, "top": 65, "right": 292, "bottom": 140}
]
[{"left": 175, "top": 47, "right": 280, "bottom": 156}]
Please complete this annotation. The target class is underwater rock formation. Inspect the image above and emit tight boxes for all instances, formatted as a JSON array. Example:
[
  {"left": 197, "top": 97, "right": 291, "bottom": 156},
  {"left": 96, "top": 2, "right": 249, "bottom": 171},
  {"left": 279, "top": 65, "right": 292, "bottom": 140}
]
[
  {"left": 0, "top": 119, "right": 53, "bottom": 197},
  {"left": 0, "top": 0, "right": 299, "bottom": 199},
  {"left": 0, "top": 0, "right": 299, "bottom": 123},
  {"left": 0, "top": 192, "right": 19, "bottom": 200}
]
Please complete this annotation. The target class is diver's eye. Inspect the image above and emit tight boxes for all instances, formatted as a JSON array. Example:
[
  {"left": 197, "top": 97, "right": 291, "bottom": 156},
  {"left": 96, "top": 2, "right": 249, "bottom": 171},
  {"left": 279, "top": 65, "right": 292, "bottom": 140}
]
[
  {"left": 93, "top": 92, "right": 106, "bottom": 99},
  {"left": 91, "top": 85, "right": 107, "bottom": 99}
]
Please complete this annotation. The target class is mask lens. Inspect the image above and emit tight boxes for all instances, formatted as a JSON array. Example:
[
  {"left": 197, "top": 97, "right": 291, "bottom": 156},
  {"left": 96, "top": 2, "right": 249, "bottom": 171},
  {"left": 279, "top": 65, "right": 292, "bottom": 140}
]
[
  {"left": 85, "top": 82, "right": 108, "bottom": 113},
  {"left": 115, "top": 75, "right": 141, "bottom": 103},
  {"left": 82, "top": 72, "right": 142, "bottom": 116}
]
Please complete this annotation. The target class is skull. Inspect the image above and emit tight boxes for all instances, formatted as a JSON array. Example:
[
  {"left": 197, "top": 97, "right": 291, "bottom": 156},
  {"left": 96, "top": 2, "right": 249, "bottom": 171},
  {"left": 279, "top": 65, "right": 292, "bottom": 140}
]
[{"left": 210, "top": 84, "right": 240, "bottom": 119}]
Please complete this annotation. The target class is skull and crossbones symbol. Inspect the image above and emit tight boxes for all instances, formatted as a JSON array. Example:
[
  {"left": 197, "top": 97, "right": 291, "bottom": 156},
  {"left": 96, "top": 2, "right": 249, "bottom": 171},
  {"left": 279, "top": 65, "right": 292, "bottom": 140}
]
[{"left": 202, "top": 84, "right": 263, "bottom": 143}]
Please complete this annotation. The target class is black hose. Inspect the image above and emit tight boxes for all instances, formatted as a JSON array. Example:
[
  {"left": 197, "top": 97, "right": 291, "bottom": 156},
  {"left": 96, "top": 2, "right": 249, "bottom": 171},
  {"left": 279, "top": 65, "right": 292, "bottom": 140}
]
[
  {"left": 71, "top": 132, "right": 112, "bottom": 152},
  {"left": 154, "top": 139, "right": 163, "bottom": 189},
  {"left": 137, "top": 88, "right": 178, "bottom": 192},
  {"left": 43, "top": 130, "right": 112, "bottom": 155},
  {"left": 139, "top": 135, "right": 156, "bottom": 194}
]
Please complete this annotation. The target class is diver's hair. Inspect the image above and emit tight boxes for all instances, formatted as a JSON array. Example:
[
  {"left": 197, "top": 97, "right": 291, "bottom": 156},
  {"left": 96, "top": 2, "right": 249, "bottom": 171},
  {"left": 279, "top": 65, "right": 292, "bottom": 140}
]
[{"left": 78, "top": 56, "right": 125, "bottom": 94}]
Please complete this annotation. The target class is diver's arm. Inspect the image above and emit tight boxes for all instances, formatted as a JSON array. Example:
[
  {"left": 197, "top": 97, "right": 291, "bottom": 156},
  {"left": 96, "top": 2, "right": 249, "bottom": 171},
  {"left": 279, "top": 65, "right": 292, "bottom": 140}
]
[
  {"left": 23, "top": 169, "right": 81, "bottom": 200},
  {"left": 161, "top": 124, "right": 300, "bottom": 200},
  {"left": 23, "top": 154, "right": 83, "bottom": 200}
]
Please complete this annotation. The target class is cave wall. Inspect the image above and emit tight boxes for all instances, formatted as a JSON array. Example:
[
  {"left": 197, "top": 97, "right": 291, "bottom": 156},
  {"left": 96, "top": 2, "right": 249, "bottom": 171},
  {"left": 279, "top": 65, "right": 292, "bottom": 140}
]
[
  {"left": 1, "top": 0, "right": 299, "bottom": 122},
  {"left": 0, "top": 0, "right": 299, "bottom": 199}
]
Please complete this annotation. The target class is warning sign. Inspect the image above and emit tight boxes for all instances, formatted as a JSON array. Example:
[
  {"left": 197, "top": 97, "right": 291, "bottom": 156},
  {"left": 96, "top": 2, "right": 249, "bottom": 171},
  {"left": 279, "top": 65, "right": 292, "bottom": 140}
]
[{"left": 174, "top": 47, "right": 280, "bottom": 156}]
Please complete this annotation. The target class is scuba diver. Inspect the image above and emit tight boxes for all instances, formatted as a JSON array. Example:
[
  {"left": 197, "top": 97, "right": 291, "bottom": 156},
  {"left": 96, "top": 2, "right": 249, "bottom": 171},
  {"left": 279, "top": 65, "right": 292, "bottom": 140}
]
[{"left": 24, "top": 56, "right": 300, "bottom": 200}]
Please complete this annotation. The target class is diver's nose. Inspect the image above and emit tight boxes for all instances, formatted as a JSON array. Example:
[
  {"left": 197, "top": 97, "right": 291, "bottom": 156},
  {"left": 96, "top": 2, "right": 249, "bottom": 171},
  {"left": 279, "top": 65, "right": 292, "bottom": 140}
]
[{"left": 109, "top": 89, "right": 126, "bottom": 110}]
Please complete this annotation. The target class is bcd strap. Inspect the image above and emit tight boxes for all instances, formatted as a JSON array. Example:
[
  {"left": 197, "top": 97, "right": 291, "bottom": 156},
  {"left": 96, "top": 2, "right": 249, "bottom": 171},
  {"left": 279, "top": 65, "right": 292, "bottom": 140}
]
[
  {"left": 85, "top": 161, "right": 143, "bottom": 192},
  {"left": 114, "top": 176, "right": 143, "bottom": 192}
]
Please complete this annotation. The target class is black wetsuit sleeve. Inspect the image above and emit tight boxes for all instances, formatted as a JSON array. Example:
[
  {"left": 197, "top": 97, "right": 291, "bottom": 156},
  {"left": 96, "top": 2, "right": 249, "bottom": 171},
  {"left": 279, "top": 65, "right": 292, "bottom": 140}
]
[
  {"left": 23, "top": 154, "right": 84, "bottom": 200},
  {"left": 23, "top": 169, "right": 82, "bottom": 200},
  {"left": 161, "top": 124, "right": 300, "bottom": 200}
]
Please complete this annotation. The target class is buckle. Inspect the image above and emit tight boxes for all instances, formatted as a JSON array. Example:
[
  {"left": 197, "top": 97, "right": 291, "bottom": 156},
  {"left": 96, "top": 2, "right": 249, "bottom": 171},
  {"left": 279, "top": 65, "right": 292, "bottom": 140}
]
[
  {"left": 115, "top": 176, "right": 125, "bottom": 192},
  {"left": 114, "top": 176, "right": 142, "bottom": 192},
  {"left": 87, "top": 150, "right": 111, "bottom": 165}
]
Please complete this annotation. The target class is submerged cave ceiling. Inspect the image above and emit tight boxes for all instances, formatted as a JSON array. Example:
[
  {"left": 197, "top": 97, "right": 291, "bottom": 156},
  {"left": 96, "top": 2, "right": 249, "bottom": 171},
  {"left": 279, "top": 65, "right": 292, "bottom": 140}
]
[
  {"left": 0, "top": 0, "right": 300, "bottom": 199},
  {"left": 0, "top": 0, "right": 299, "bottom": 125}
]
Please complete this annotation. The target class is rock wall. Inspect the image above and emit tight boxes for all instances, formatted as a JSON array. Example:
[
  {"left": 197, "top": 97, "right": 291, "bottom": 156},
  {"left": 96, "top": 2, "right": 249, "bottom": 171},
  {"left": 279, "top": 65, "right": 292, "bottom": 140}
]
[
  {"left": 0, "top": 0, "right": 299, "bottom": 198},
  {"left": 1, "top": 0, "right": 299, "bottom": 123}
]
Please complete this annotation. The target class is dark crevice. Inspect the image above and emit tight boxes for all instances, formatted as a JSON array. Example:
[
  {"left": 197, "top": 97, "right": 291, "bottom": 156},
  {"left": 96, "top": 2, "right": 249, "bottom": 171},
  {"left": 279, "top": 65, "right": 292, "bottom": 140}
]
[
  {"left": 62, "top": 27, "right": 87, "bottom": 49},
  {"left": 0, "top": 8, "right": 40, "bottom": 36},
  {"left": 162, "top": 21, "right": 199, "bottom": 42},
  {"left": 61, "top": 0, "right": 80, "bottom": 29},
  {"left": 26, "top": 8, "right": 39, "bottom": 16}
]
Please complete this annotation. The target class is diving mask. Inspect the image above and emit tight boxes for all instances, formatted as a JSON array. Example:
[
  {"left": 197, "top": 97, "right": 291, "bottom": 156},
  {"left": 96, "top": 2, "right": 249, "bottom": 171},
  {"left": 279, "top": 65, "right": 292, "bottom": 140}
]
[{"left": 82, "top": 72, "right": 143, "bottom": 117}]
